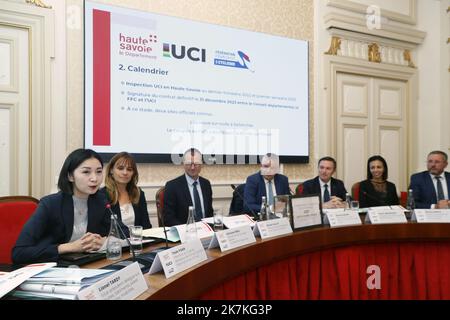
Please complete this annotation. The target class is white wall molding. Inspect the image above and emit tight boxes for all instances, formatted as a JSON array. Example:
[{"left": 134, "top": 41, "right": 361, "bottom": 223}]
[
  {"left": 326, "top": 0, "right": 417, "bottom": 25},
  {"left": 324, "top": 12, "right": 426, "bottom": 44}
]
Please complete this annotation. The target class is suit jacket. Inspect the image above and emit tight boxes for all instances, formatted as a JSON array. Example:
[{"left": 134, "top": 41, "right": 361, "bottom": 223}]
[
  {"left": 302, "top": 176, "right": 347, "bottom": 201},
  {"left": 358, "top": 179, "right": 399, "bottom": 208},
  {"left": 409, "top": 171, "right": 450, "bottom": 208},
  {"left": 229, "top": 183, "right": 248, "bottom": 215},
  {"left": 99, "top": 188, "right": 152, "bottom": 236},
  {"left": 163, "top": 174, "right": 213, "bottom": 226},
  {"left": 12, "top": 191, "right": 110, "bottom": 264},
  {"left": 244, "top": 172, "right": 290, "bottom": 214}
]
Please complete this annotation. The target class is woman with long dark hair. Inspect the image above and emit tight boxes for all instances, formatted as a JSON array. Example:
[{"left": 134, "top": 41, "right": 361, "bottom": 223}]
[{"left": 359, "top": 155, "right": 399, "bottom": 208}]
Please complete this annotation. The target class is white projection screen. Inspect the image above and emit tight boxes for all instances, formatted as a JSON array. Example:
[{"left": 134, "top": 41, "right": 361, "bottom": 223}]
[{"left": 84, "top": 1, "right": 309, "bottom": 164}]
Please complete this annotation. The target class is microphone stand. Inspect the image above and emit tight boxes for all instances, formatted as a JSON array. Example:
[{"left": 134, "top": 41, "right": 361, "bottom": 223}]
[
  {"left": 231, "top": 184, "right": 259, "bottom": 220},
  {"left": 106, "top": 204, "right": 136, "bottom": 262},
  {"left": 158, "top": 206, "right": 169, "bottom": 249}
]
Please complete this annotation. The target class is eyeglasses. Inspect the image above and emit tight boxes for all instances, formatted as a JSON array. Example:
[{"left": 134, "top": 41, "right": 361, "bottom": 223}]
[{"left": 184, "top": 163, "right": 202, "bottom": 167}]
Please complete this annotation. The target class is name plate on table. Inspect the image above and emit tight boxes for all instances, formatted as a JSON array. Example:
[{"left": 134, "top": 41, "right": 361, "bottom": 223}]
[
  {"left": 412, "top": 209, "right": 450, "bottom": 223},
  {"left": 174, "top": 222, "right": 214, "bottom": 243},
  {"left": 365, "top": 209, "right": 407, "bottom": 224},
  {"left": 77, "top": 262, "right": 147, "bottom": 300},
  {"left": 290, "top": 195, "right": 322, "bottom": 229},
  {"left": 208, "top": 225, "right": 256, "bottom": 252},
  {"left": 148, "top": 239, "right": 207, "bottom": 278},
  {"left": 223, "top": 214, "right": 256, "bottom": 229},
  {"left": 253, "top": 218, "right": 293, "bottom": 239},
  {"left": 324, "top": 209, "right": 362, "bottom": 227}
]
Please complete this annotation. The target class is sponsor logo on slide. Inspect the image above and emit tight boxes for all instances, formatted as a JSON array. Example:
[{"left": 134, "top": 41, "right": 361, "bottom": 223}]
[
  {"left": 213, "top": 50, "right": 253, "bottom": 72},
  {"left": 162, "top": 43, "right": 206, "bottom": 62},
  {"left": 118, "top": 32, "right": 158, "bottom": 59}
]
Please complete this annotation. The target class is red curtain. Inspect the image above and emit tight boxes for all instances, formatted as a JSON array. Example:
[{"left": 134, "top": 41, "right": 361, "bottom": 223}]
[{"left": 201, "top": 242, "right": 450, "bottom": 300}]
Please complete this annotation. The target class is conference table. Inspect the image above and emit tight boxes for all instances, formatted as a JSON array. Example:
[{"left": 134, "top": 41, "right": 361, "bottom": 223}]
[{"left": 86, "top": 221, "right": 450, "bottom": 300}]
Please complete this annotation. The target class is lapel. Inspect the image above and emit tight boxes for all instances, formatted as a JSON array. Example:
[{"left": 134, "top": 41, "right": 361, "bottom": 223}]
[
  {"left": 181, "top": 175, "right": 193, "bottom": 206},
  {"left": 424, "top": 172, "right": 437, "bottom": 202},
  {"left": 61, "top": 193, "right": 74, "bottom": 242},
  {"left": 259, "top": 174, "right": 267, "bottom": 197},
  {"left": 314, "top": 177, "right": 322, "bottom": 194},
  {"left": 446, "top": 172, "right": 450, "bottom": 197}
]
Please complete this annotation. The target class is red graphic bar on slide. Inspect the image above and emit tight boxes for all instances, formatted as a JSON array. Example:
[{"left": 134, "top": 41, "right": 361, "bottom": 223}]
[{"left": 93, "top": 9, "right": 111, "bottom": 146}]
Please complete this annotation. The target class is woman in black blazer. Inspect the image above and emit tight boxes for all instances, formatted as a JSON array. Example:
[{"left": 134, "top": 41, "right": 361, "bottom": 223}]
[
  {"left": 359, "top": 155, "right": 399, "bottom": 208},
  {"left": 101, "top": 152, "right": 151, "bottom": 236},
  {"left": 12, "top": 149, "right": 110, "bottom": 264}
]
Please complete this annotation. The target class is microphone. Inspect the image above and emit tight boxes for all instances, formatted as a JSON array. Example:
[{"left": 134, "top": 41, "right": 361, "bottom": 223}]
[
  {"left": 230, "top": 184, "right": 259, "bottom": 220},
  {"left": 106, "top": 203, "right": 136, "bottom": 261},
  {"left": 157, "top": 204, "right": 169, "bottom": 249}
]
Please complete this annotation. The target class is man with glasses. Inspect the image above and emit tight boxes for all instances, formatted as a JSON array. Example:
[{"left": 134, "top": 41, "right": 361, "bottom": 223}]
[
  {"left": 244, "top": 153, "right": 290, "bottom": 215},
  {"left": 409, "top": 150, "right": 450, "bottom": 209},
  {"left": 163, "top": 148, "right": 214, "bottom": 226}
]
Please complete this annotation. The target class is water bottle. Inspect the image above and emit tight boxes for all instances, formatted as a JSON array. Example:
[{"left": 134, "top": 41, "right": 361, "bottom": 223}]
[
  {"left": 185, "top": 206, "right": 198, "bottom": 242},
  {"left": 406, "top": 189, "right": 415, "bottom": 219},
  {"left": 260, "top": 196, "right": 268, "bottom": 221},
  {"left": 106, "top": 213, "right": 122, "bottom": 260},
  {"left": 345, "top": 193, "right": 352, "bottom": 209}
]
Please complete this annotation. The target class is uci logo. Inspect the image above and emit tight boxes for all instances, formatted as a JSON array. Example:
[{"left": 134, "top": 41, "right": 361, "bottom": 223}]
[{"left": 163, "top": 43, "right": 206, "bottom": 62}]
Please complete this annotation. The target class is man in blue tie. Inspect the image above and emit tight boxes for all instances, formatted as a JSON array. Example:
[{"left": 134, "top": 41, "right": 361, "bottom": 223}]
[
  {"left": 244, "top": 153, "right": 290, "bottom": 215},
  {"left": 302, "top": 156, "right": 347, "bottom": 208},
  {"left": 409, "top": 150, "right": 450, "bottom": 209},
  {"left": 163, "top": 148, "right": 214, "bottom": 226}
]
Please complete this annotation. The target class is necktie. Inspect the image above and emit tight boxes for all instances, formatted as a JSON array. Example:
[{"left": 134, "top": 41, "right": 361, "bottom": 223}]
[
  {"left": 323, "top": 184, "right": 330, "bottom": 203},
  {"left": 436, "top": 176, "right": 445, "bottom": 201},
  {"left": 192, "top": 181, "right": 203, "bottom": 221},
  {"left": 267, "top": 180, "right": 274, "bottom": 206}
]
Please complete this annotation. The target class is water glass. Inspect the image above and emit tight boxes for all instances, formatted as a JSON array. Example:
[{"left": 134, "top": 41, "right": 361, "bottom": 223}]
[
  {"left": 128, "top": 225, "right": 143, "bottom": 255},
  {"left": 213, "top": 209, "right": 224, "bottom": 231},
  {"left": 350, "top": 200, "right": 359, "bottom": 211}
]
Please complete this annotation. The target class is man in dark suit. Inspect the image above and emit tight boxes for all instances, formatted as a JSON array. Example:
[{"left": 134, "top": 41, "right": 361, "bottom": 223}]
[
  {"left": 409, "top": 150, "right": 450, "bottom": 209},
  {"left": 244, "top": 153, "right": 290, "bottom": 214},
  {"left": 302, "top": 156, "right": 347, "bottom": 208},
  {"left": 163, "top": 148, "right": 214, "bottom": 226}
]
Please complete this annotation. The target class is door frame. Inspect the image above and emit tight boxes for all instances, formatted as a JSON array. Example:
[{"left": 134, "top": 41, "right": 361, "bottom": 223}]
[{"left": 0, "top": 1, "right": 54, "bottom": 197}]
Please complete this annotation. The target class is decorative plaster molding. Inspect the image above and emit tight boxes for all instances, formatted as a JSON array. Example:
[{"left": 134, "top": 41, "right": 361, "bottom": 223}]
[
  {"left": 324, "top": 32, "right": 415, "bottom": 68},
  {"left": 25, "top": 0, "right": 51, "bottom": 9},
  {"left": 326, "top": 0, "right": 416, "bottom": 25},
  {"left": 324, "top": 12, "right": 426, "bottom": 45}
]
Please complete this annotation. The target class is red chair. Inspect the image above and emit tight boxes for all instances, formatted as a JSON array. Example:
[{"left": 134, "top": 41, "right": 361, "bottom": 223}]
[
  {"left": 295, "top": 183, "right": 304, "bottom": 195},
  {"left": 155, "top": 187, "right": 165, "bottom": 227},
  {"left": 0, "top": 196, "right": 39, "bottom": 264},
  {"left": 399, "top": 191, "right": 407, "bottom": 207},
  {"left": 351, "top": 182, "right": 360, "bottom": 201}
]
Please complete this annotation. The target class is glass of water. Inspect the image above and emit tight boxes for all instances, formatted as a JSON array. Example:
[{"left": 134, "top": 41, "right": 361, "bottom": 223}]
[
  {"left": 350, "top": 200, "right": 359, "bottom": 211},
  {"left": 128, "top": 225, "right": 143, "bottom": 255}
]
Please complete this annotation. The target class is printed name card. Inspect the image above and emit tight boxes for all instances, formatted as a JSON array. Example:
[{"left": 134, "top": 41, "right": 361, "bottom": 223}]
[
  {"left": 208, "top": 225, "right": 256, "bottom": 252},
  {"left": 77, "top": 262, "right": 148, "bottom": 300},
  {"left": 413, "top": 209, "right": 450, "bottom": 223},
  {"left": 148, "top": 239, "right": 207, "bottom": 278},
  {"left": 174, "top": 222, "right": 214, "bottom": 243},
  {"left": 223, "top": 214, "right": 256, "bottom": 229},
  {"left": 366, "top": 209, "right": 407, "bottom": 224},
  {"left": 324, "top": 209, "right": 362, "bottom": 227},
  {"left": 290, "top": 195, "right": 322, "bottom": 229},
  {"left": 253, "top": 218, "right": 293, "bottom": 239}
]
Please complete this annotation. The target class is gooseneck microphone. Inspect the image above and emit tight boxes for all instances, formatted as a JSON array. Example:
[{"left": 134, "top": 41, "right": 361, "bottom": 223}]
[
  {"left": 158, "top": 206, "right": 169, "bottom": 249},
  {"left": 106, "top": 203, "right": 136, "bottom": 261},
  {"left": 231, "top": 184, "right": 259, "bottom": 220}
]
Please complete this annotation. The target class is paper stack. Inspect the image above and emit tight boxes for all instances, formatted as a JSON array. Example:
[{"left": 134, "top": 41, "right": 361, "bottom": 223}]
[{"left": 11, "top": 267, "right": 114, "bottom": 300}]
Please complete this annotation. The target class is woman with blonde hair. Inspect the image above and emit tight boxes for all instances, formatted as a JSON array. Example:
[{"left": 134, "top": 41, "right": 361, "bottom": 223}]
[{"left": 100, "top": 152, "right": 151, "bottom": 234}]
